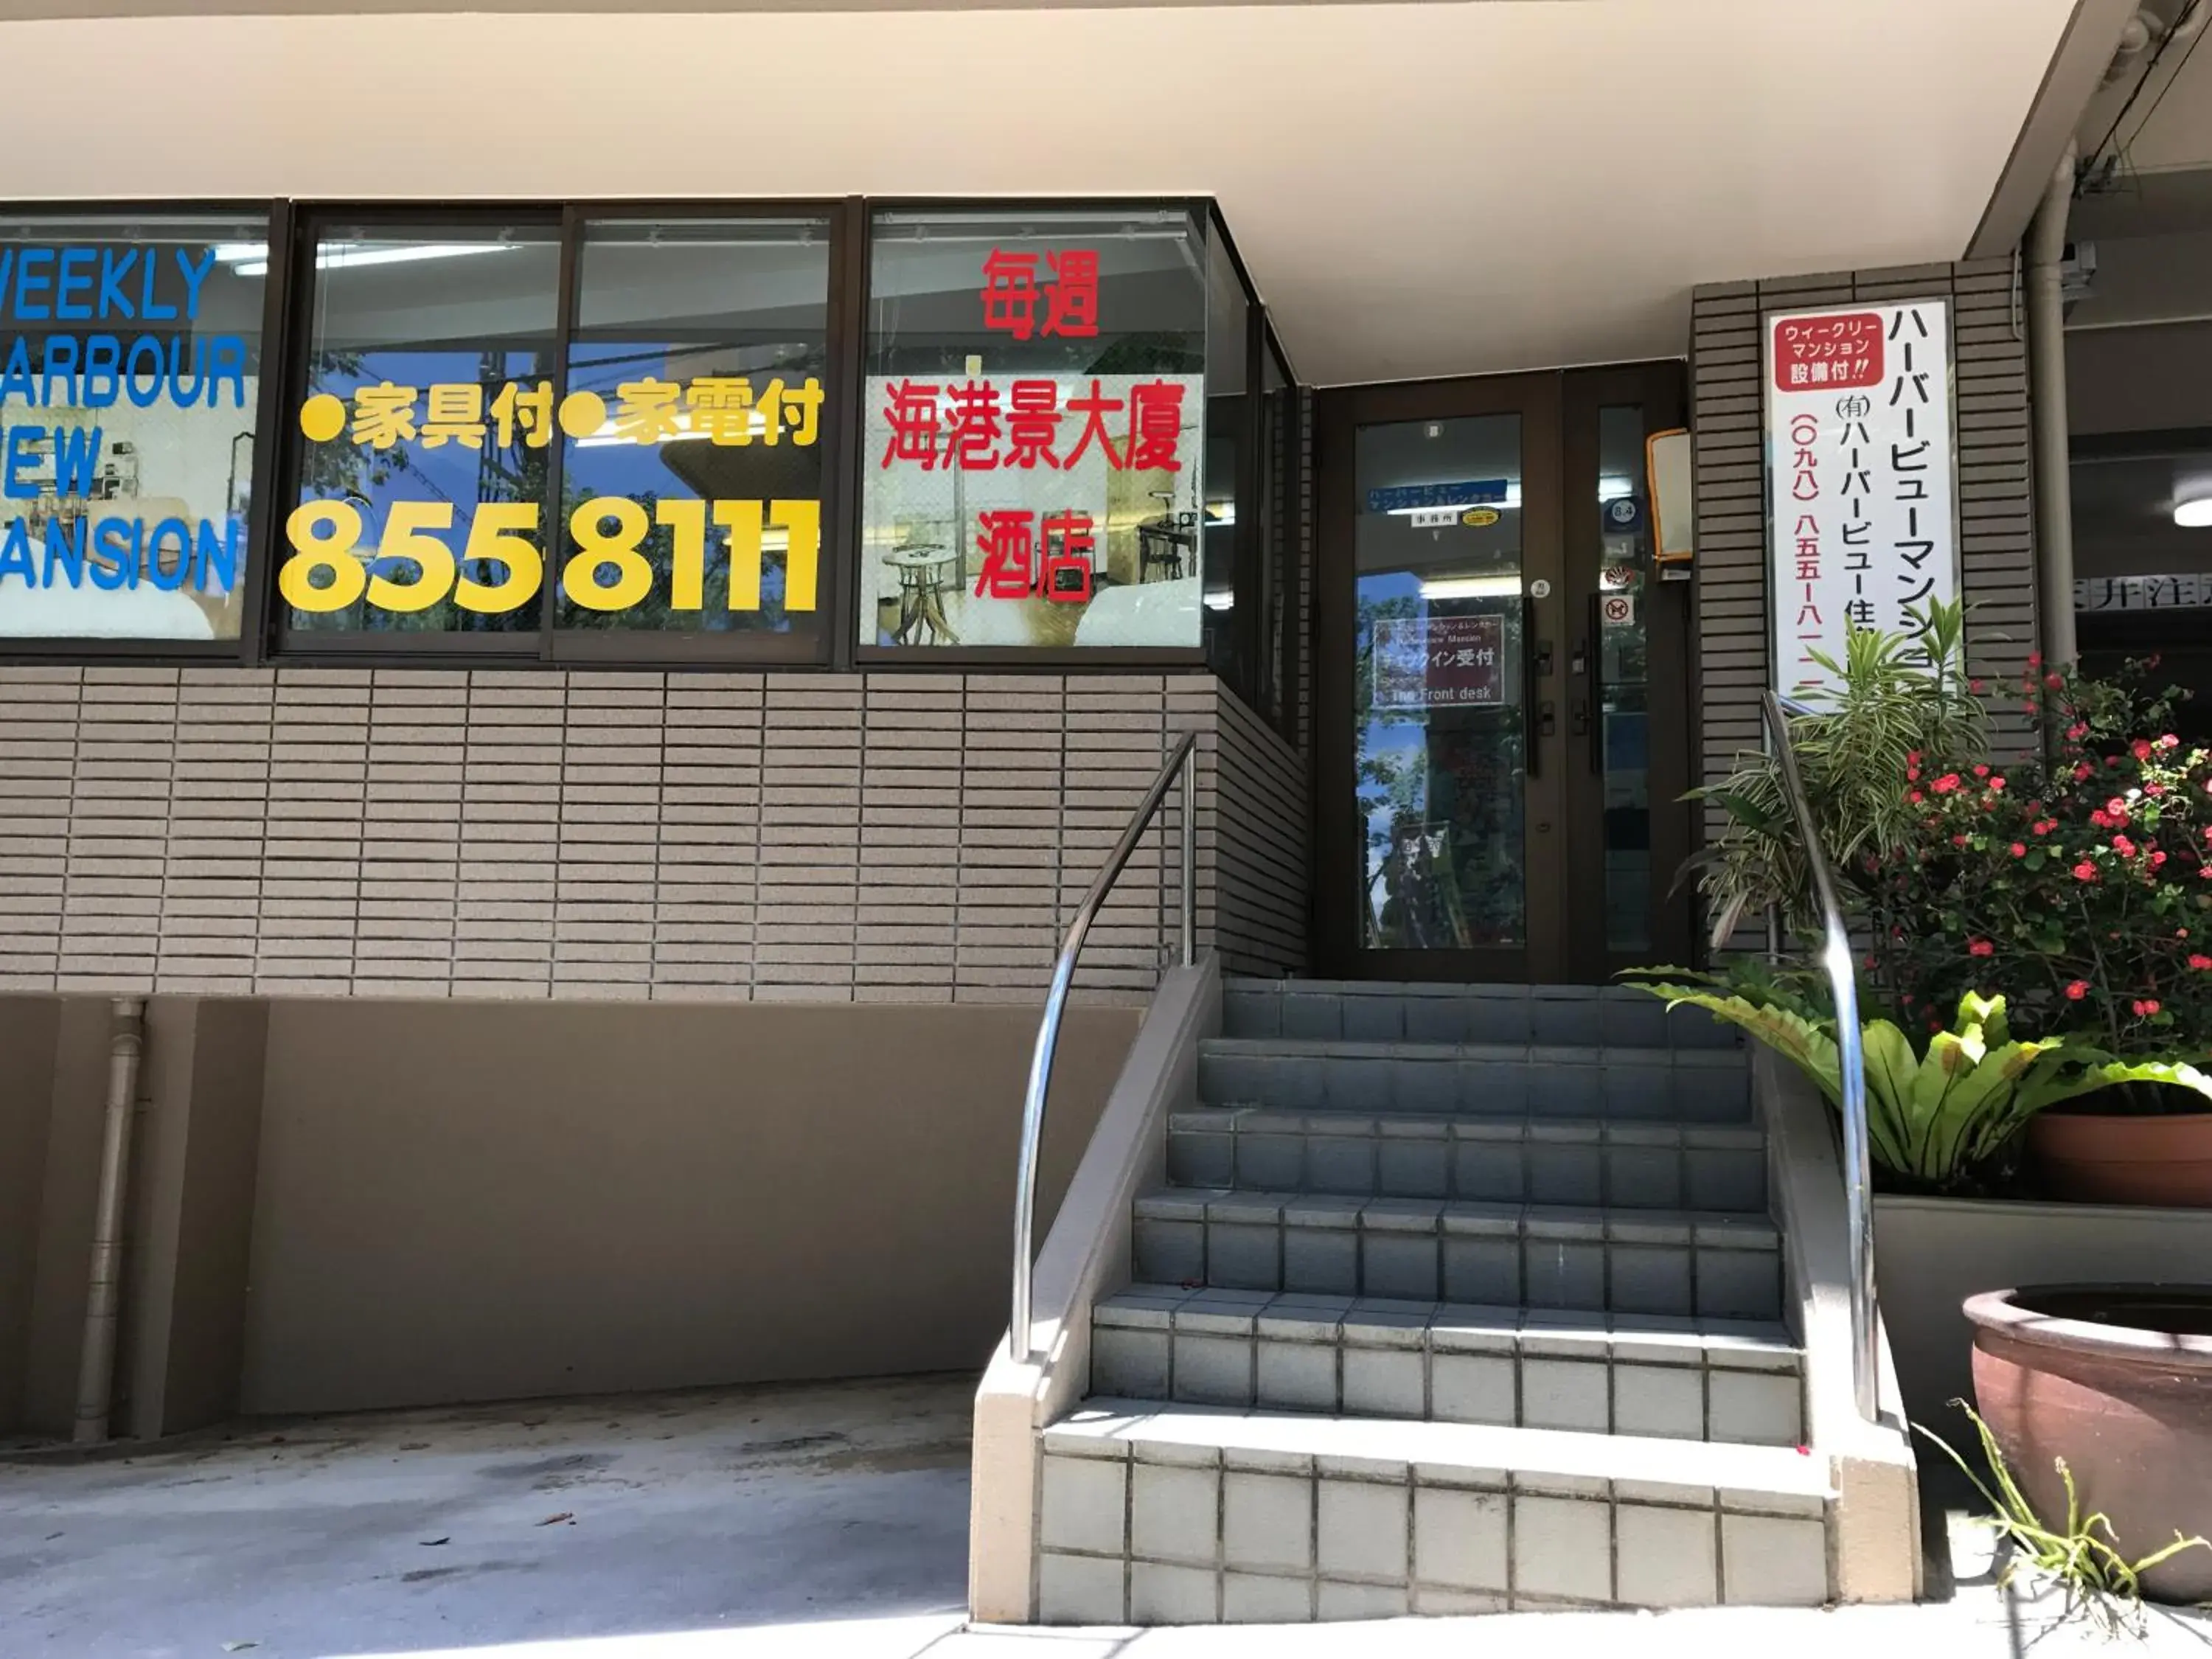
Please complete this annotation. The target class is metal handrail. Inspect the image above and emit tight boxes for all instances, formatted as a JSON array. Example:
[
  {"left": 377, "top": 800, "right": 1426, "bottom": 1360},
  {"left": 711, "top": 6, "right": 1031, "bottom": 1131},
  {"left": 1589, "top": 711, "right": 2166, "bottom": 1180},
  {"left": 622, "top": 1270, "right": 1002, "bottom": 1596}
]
[
  {"left": 1761, "top": 690, "right": 1879, "bottom": 1424},
  {"left": 1009, "top": 731, "right": 1198, "bottom": 1364}
]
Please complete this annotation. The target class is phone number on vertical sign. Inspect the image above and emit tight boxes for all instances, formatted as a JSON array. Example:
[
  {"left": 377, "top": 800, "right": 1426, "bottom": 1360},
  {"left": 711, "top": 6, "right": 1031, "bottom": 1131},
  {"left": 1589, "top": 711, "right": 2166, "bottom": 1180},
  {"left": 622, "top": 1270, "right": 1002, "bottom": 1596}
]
[{"left": 276, "top": 498, "right": 821, "bottom": 616}]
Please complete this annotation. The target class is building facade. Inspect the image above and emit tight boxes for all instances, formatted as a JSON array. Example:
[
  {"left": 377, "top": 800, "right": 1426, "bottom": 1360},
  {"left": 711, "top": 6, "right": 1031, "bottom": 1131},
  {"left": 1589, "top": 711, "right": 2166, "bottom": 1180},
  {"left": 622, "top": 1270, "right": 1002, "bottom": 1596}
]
[{"left": 0, "top": 0, "right": 2190, "bottom": 1453}]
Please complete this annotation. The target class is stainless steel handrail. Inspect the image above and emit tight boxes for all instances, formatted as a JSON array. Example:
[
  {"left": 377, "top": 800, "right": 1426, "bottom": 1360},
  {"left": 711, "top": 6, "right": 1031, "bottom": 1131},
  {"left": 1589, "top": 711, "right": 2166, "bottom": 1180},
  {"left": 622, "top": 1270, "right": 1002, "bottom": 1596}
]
[
  {"left": 1761, "top": 690, "right": 1879, "bottom": 1424},
  {"left": 1009, "top": 731, "right": 1198, "bottom": 1364}
]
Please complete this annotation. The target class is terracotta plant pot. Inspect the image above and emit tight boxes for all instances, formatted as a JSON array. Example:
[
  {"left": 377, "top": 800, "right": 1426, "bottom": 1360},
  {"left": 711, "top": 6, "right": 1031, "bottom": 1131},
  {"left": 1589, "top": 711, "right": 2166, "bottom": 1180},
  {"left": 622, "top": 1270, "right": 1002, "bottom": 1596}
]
[
  {"left": 1965, "top": 1284, "right": 2212, "bottom": 1604},
  {"left": 2028, "top": 1108, "right": 2212, "bottom": 1207}
]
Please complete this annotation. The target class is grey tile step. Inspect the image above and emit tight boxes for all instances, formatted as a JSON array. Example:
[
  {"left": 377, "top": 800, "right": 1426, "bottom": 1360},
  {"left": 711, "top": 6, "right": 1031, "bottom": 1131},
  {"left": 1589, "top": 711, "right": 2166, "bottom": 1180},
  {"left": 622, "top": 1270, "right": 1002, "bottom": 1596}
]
[
  {"left": 1036, "top": 1398, "right": 1833, "bottom": 1622},
  {"left": 1198, "top": 1038, "right": 1750, "bottom": 1124},
  {"left": 1223, "top": 977, "right": 1742, "bottom": 1051},
  {"left": 1168, "top": 1107, "right": 1766, "bottom": 1211},
  {"left": 1091, "top": 1286, "right": 1804, "bottom": 1445},
  {"left": 1133, "top": 1189, "right": 1782, "bottom": 1320}
]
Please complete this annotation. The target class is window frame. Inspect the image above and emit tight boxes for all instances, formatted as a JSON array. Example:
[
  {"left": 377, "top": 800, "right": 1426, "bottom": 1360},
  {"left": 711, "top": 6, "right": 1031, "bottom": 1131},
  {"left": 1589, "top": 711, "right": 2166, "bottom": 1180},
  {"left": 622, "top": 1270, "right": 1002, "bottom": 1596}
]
[
  {"left": 849, "top": 195, "right": 1253, "bottom": 672},
  {"left": 0, "top": 198, "right": 291, "bottom": 667},
  {"left": 264, "top": 197, "right": 850, "bottom": 669},
  {"left": 0, "top": 194, "right": 1294, "bottom": 689}
]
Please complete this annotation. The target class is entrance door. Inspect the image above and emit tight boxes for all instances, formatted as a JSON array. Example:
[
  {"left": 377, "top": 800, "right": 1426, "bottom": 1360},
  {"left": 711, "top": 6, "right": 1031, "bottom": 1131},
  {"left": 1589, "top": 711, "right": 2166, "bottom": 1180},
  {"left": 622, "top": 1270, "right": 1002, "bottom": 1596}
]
[{"left": 1314, "top": 364, "right": 1694, "bottom": 984}]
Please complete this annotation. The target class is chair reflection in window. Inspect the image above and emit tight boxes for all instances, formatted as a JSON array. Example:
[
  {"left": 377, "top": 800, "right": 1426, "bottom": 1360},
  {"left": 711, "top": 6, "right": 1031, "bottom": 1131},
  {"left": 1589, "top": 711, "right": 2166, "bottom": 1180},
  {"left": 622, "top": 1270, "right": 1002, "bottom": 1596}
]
[{"left": 1137, "top": 490, "right": 1198, "bottom": 582}]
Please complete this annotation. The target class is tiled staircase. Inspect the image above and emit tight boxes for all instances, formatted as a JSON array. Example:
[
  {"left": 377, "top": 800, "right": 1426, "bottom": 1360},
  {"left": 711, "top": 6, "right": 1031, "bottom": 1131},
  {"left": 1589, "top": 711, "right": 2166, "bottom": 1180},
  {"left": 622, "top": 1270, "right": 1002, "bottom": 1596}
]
[{"left": 1034, "top": 978, "right": 1840, "bottom": 1622}]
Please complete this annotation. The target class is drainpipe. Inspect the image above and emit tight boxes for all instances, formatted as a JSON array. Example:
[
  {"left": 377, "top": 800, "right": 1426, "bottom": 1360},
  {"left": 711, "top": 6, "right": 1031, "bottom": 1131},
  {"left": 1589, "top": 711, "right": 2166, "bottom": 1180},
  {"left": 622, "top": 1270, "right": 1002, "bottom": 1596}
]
[
  {"left": 2028, "top": 139, "right": 2079, "bottom": 669},
  {"left": 72, "top": 996, "right": 145, "bottom": 1444}
]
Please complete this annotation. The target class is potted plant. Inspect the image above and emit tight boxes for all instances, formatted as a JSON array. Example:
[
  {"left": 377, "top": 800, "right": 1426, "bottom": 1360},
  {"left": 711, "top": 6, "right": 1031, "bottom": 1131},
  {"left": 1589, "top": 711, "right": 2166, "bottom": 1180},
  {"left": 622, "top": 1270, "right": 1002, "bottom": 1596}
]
[{"left": 1658, "top": 602, "right": 2212, "bottom": 1203}]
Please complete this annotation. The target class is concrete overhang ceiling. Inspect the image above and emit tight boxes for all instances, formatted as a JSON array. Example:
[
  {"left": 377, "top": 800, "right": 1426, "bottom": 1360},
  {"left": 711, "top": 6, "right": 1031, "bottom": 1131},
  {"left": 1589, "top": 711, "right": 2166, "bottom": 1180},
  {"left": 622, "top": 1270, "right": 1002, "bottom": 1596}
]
[{"left": 0, "top": 0, "right": 2084, "bottom": 384}]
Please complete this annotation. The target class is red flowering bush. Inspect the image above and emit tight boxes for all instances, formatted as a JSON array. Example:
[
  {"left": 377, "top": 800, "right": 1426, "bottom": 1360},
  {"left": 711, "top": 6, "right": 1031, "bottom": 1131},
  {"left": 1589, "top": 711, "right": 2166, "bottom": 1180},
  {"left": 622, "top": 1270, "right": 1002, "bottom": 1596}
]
[{"left": 1857, "top": 653, "right": 2212, "bottom": 1056}]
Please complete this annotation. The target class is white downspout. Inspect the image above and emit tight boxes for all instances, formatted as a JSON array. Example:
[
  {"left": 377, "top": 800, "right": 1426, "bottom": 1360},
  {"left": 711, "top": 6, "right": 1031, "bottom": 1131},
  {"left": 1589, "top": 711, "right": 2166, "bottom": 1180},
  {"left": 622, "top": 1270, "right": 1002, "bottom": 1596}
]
[
  {"left": 2028, "top": 140, "right": 2080, "bottom": 668},
  {"left": 72, "top": 996, "right": 146, "bottom": 1444}
]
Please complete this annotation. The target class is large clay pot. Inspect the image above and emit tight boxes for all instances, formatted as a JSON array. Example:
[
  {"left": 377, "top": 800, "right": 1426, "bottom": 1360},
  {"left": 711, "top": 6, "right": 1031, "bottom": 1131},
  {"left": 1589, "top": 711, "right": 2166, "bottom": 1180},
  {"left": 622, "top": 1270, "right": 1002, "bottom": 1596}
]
[
  {"left": 2028, "top": 1109, "right": 2212, "bottom": 1206},
  {"left": 1965, "top": 1284, "right": 2212, "bottom": 1604}
]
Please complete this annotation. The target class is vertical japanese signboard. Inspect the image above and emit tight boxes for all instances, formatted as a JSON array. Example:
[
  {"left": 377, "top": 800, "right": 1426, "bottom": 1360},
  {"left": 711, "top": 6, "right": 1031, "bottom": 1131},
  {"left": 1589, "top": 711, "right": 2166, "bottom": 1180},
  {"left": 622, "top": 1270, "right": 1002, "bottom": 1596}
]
[{"left": 1763, "top": 300, "right": 1957, "bottom": 693}]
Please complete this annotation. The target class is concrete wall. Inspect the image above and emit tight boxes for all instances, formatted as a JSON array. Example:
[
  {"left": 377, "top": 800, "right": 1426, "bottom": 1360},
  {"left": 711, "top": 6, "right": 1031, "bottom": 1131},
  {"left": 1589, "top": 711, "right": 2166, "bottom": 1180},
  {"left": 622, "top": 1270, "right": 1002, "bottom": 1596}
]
[
  {"left": 0, "top": 995, "right": 62, "bottom": 1432},
  {"left": 240, "top": 997, "right": 1138, "bottom": 1415},
  {"left": 1874, "top": 1193, "right": 2212, "bottom": 1445},
  {"left": 5, "top": 992, "right": 1138, "bottom": 1431}
]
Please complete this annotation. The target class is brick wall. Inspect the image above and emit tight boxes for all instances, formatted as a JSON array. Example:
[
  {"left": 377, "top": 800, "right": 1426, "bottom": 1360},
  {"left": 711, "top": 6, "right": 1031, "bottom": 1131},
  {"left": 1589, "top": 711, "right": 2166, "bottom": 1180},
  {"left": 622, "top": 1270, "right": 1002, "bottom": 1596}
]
[{"left": 0, "top": 667, "right": 1309, "bottom": 1002}]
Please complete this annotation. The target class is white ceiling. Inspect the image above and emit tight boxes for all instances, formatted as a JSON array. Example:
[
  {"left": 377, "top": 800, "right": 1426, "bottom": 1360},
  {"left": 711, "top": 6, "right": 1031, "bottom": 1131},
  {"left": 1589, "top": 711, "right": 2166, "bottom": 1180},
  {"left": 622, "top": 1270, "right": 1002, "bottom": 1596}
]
[{"left": 0, "top": 1, "right": 2079, "bottom": 384}]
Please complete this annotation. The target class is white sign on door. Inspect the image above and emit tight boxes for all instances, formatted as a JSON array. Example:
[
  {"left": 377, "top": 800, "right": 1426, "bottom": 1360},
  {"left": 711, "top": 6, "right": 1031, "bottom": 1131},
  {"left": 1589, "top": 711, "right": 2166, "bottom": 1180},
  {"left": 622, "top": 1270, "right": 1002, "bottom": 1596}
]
[{"left": 1764, "top": 299, "right": 1957, "bottom": 695}]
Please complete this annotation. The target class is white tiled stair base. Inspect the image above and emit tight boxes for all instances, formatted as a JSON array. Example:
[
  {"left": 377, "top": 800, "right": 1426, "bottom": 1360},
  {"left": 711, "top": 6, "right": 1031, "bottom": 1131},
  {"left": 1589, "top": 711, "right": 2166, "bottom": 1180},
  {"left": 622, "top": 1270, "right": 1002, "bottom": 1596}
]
[
  {"left": 1037, "top": 1401, "right": 1834, "bottom": 1623},
  {"left": 1091, "top": 1288, "right": 1805, "bottom": 1444}
]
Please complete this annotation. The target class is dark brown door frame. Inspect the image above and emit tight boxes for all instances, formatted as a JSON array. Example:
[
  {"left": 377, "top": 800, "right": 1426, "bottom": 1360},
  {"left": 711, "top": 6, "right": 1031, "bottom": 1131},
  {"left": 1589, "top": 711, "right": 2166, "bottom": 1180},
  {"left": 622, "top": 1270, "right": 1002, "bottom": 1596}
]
[{"left": 1312, "top": 363, "right": 1693, "bottom": 985}]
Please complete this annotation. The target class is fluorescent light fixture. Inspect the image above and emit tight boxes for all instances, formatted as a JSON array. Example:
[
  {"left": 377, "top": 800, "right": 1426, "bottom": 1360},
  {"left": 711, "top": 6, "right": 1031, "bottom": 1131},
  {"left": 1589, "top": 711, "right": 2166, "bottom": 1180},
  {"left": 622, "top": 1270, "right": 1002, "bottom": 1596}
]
[
  {"left": 220, "top": 241, "right": 518, "bottom": 278},
  {"left": 2175, "top": 498, "right": 2212, "bottom": 529},
  {"left": 575, "top": 411, "right": 771, "bottom": 448},
  {"left": 1419, "top": 576, "right": 1521, "bottom": 600}
]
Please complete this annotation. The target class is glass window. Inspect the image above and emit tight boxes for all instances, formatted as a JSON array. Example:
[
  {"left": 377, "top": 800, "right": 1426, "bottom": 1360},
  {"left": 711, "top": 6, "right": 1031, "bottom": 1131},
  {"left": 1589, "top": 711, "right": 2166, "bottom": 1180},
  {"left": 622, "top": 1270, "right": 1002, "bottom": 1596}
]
[
  {"left": 0, "top": 212, "right": 268, "bottom": 642},
  {"left": 1257, "top": 334, "right": 1293, "bottom": 733},
  {"left": 1202, "top": 232, "right": 1248, "bottom": 681},
  {"left": 559, "top": 217, "right": 830, "bottom": 647},
  {"left": 277, "top": 213, "right": 834, "bottom": 656},
  {"left": 859, "top": 206, "right": 1208, "bottom": 650},
  {"left": 281, "top": 219, "right": 563, "bottom": 643}
]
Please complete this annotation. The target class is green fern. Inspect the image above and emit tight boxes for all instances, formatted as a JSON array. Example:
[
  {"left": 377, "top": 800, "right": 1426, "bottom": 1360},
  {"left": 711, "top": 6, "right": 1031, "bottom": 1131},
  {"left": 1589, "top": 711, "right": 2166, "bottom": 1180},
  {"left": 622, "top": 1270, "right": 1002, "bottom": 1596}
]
[{"left": 1621, "top": 978, "right": 2212, "bottom": 1189}]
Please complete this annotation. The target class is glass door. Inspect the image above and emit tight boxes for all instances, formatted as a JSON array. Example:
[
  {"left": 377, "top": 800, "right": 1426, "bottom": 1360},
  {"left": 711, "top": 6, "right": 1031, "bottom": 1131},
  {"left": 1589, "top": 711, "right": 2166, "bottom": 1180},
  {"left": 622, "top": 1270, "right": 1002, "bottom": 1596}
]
[
  {"left": 1316, "top": 373, "right": 1567, "bottom": 982},
  {"left": 1315, "top": 366, "right": 1691, "bottom": 984}
]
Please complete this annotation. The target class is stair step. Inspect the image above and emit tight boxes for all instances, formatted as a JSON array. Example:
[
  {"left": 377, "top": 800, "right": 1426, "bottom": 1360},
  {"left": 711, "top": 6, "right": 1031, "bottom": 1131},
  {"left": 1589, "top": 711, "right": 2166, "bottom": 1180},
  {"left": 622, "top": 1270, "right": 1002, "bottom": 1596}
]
[
  {"left": 1222, "top": 978, "right": 1742, "bottom": 1051},
  {"left": 1037, "top": 1398, "right": 1832, "bottom": 1621},
  {"left": 1167, "top": 1107, "right": 1767, "bottom": 1211},
  {"left": 1198, "top": 1038, "right": 1750, "bottom": 1124},
  {"left": 1132, "top": 1191, "right": 1781, "bottom": 1320},
  {"left": 1091, "top": 1287, "right": 1803, "bottom": 1444}
]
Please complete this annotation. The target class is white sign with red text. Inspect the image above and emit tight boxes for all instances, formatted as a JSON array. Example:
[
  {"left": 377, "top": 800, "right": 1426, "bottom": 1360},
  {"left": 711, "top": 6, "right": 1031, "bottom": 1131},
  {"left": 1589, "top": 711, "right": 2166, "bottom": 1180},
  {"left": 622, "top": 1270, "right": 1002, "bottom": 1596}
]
[{"left": 1764, "top": 299, "right": 1958, "bottom": 695}]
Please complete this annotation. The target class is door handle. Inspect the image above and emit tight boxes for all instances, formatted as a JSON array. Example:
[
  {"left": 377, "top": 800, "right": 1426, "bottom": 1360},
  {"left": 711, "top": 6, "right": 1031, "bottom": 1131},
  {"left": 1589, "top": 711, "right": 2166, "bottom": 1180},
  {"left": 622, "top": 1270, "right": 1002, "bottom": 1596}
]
[
  {"left": 1587, "top": 592, "right": 1606, "bottom": 776},
  {"left": 1521, "top": 595, "right": 1540, "bottom": 779}
]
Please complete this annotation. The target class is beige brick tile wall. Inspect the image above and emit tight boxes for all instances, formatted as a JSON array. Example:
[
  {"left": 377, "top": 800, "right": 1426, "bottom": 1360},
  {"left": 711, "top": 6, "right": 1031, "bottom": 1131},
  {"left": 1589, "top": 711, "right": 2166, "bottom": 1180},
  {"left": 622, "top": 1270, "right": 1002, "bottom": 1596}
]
[{"left": 0, "top": 666, "right": 1310, "bottom": 1002}]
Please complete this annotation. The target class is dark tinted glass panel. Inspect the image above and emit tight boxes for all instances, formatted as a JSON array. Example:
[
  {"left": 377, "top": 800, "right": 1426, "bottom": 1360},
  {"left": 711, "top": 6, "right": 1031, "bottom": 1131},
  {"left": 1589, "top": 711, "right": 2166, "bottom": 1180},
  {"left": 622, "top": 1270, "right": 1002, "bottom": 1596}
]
[
  {"left": 559, "top": 218, "right": 831, "bottom": 641},
  {"left": 282, "top": 222, "right": 562, "bottom": 639}
]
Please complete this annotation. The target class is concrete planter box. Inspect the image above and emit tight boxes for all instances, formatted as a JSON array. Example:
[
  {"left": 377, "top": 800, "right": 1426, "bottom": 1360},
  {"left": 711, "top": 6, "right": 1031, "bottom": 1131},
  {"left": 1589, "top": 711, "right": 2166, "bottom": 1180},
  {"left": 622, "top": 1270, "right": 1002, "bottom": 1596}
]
[{"left": 1874, "top": 1193, "right": 2212, "bottom": 1444}]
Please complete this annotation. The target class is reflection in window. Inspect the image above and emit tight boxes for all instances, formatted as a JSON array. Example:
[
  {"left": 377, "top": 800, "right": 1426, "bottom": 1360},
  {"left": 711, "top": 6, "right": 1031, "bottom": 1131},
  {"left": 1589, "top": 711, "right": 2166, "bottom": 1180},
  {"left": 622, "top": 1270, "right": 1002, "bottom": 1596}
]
[
  {"left": 0, "top": 213, "right": 268, "bottom": 641},
  {"left": 1203, "top": 232, "right": 1248, "bottom": 681},
  {"left": 2071, "top": 439, "right": 2212, "bottom": 745},
  {"left": 859, "top": 207, "right": 1208, "bottom": 650},
  {"left": 1353, "top": 414, "right": 1527, "bottom": 951},
  {"left": 558, "top": 218, "right": 830, "bottom": 643},
  {"left": 282, "top": 221, "right": 563, "bottom": 639}
]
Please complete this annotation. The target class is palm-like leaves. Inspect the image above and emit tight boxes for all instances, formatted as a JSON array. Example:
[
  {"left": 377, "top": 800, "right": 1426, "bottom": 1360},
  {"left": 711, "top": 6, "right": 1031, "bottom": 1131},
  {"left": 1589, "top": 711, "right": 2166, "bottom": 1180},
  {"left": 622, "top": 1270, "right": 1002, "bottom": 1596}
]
[
  {"left": 1691, "top": 600, "right": 1985, "bottom": 944},
  {"left": 1626, "top": 978, "right": 2212, "bottom": 1189}
]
